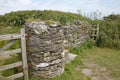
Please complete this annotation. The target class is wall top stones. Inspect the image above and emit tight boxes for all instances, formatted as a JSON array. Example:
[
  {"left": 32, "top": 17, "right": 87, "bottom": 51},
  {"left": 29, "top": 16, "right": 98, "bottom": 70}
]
[{"left": 24, "top": 22, "right": 48, "bottom": 35}]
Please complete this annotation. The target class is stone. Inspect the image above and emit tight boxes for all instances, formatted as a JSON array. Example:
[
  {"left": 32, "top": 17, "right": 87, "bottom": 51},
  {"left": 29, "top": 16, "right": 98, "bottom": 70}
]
[
  {"left": 25, "top": 22, "right": 49, "bottom": 34},
  {"left": 25, "top": 21, "right": 91, "bottom": 79},
  {"left": 63, "top": 21, "right": 91, "bottom": 47},
  {"left": 63, "top": 50, "right": 77, "bottom": 63},
  {"left": 25, "top": 21, "right": 65, "bottom": 78},
  {"left": 36, "top": 63, "right": 49, "bottom": 68}
]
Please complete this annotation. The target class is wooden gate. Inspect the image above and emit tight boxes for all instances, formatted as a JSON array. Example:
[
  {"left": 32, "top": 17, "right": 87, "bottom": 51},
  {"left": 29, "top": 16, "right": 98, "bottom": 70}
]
[
  {"left": 90, "top": 24, "right": 99, "bottom": 41},
  {"left": 0, "top": 28, "right": 29, "bottom": 80}
]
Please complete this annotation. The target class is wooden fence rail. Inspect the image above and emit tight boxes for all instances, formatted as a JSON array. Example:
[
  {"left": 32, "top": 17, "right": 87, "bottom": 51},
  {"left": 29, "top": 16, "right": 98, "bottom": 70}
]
[
  {"left": 0, "top": 28, "right": 29, "bottom": 80},
  {"left": 90, "top": 24, "right": 99, "bottom": 41}
]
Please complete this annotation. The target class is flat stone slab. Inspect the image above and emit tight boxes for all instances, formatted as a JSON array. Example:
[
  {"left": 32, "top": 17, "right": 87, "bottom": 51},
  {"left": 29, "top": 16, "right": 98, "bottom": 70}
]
[
  {"left": 64, "top": 53, "right": 77, "bottom": 63},
  {"left": 68, "top": 53, "right": 77, "bottom": 61}
]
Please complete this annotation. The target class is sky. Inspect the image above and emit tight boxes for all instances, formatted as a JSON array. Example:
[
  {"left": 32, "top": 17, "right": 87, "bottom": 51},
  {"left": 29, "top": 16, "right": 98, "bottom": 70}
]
[{"left": 0, "top": 0, "right": 120, "bottom": 17}]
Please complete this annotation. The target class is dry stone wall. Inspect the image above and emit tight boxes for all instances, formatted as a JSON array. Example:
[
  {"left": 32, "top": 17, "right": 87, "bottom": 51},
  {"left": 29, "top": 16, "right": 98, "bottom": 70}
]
[
  {"left": 24, "top": 21, "right": 91, "bottom": 79},
  {"left": 63, "top": 21, "right": 91, "bottom": 47},
  {"left": 25, "top": 22, "right": 65, "bottom": 78}
]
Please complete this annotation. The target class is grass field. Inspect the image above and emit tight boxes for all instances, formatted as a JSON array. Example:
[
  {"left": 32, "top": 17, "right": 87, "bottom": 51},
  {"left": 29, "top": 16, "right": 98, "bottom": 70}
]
[
  {"left": 46, "top": 47, "right": 120, "bottom": 80},
  {"left": 1, "top": 45, "right": 120, "bottom": 80},
  {"left": 68, "top": 47, "right": 120, "bottom": 80}
]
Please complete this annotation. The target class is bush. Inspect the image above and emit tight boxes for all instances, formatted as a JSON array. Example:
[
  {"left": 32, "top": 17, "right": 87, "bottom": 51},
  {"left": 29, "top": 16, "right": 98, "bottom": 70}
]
[{"left": 93, "top": 14, "right": 120, "bottom": 49}]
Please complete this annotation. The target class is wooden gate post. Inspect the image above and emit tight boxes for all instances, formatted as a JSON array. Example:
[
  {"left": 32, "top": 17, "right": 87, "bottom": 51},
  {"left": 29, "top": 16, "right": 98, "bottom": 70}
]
[{"left": 20, "top": 28, "right": 29, "bottom": 80}]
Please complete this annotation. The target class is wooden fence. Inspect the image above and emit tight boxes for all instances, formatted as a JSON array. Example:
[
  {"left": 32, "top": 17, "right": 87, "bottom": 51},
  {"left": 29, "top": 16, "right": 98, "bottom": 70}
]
[
  {"left": 0, "top": 28, "right": 29, "bottom": 80},
  {"left": 90, "top": 24, "right": 99, "bottom": 41}
]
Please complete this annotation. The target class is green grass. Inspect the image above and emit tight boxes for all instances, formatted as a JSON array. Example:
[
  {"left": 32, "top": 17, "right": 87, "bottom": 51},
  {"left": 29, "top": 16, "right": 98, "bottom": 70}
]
[
  {"left": 1, "top": 46, "right": 120, "bottom": 80},
  {"left": 1, "top": 40, "right": 120, "bottom": 80},
  {"left": 75, "top": 47, "right": 120, "bottom": 80}
]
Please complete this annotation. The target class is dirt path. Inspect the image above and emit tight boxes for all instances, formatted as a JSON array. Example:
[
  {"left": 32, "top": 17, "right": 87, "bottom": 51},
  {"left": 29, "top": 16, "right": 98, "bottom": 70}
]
[{"left": 81, "top": 59, "right": 112, "bottom": 80}]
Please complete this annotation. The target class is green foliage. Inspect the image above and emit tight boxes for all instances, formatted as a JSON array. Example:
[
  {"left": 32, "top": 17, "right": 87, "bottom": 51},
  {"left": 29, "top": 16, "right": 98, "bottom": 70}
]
[
  {"left": 0, "top": 10, "right": 84, "bottom": 27},
  {"left": 59, "top": 17, "right": 67, "bottom": 25},
  {"left": 96, "top": 14, "right": 120, "bottom": 49},
  {"left": 69, "top": 39, "right": 94, "bottom": 55},
  {"left": 44, "top": 20, "right": 59, "bottom": 26},
  {"left": 85, "top": 39, "right": 95, "bottom": 48}
]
